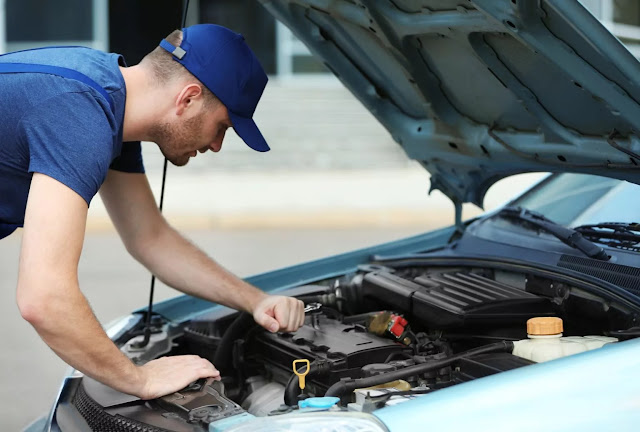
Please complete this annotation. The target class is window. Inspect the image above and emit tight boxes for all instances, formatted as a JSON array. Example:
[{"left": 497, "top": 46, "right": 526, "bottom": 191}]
[
  {"left": 2, "top": 0, "right": 107, "bottom": 53},
  {"left": 276, "top": 23, "right": 329, "bottom": 77},
  {"left": 613, "top": 0, "right": 640, "bottom": 26},
  {"left": 580, "top": 0, "right": 640, "bottom": 57}
]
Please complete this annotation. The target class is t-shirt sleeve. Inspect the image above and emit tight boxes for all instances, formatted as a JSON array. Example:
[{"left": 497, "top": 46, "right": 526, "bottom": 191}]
[
  {"left": 19, "top": 91, "right": 116, "bottom": 206},
  {"left": 109, "top": 141, "right": 145, "bottom": 173}
]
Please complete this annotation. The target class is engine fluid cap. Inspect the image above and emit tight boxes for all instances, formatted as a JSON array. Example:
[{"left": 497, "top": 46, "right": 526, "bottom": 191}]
[
  {"left": 298, "top": 397, "right": 340, "bottom": 409},
  {"left": 527, "top": 317, "right": 563, "bottom": 335}
]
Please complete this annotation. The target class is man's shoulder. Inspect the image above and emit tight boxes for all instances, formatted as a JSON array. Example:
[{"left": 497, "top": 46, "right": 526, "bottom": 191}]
[
  {"left": 0, "top": 46, "right": 128, "bottom": 144},
  {"left": 0, "top": 47, "right": 126, "bottom": 96},
  {"left": 1, "top": 46, "right": 113, "bottom": 69}
]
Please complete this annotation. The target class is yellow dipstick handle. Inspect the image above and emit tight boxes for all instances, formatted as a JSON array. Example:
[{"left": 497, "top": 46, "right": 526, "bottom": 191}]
[{"left": 293, "top": 359, "right": 310, "bottom": 390}]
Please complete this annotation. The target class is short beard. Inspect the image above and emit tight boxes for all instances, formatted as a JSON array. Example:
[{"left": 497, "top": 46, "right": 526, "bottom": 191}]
[{"left": 149, "top": 112, "right": 204, "bottom": 166}]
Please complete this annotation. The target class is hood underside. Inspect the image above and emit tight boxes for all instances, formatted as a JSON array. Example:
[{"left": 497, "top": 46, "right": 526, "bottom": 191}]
[{"left": 260, "top": 0, "right": 640, "bottom": 206}]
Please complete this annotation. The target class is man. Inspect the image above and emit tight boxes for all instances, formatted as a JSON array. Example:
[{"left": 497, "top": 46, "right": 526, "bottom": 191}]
[{"left": 0, "top": 24, "right": 305, "bottom": 399}]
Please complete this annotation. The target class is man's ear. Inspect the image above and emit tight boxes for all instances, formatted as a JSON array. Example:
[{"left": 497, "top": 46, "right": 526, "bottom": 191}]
[{"left": 175, "top": 83, "right": 204, "bottom": 116}]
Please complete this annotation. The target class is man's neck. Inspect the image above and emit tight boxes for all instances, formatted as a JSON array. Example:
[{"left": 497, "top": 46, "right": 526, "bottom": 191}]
[{"left": 119, "top": 65, "right": 169, "bottom": 142}]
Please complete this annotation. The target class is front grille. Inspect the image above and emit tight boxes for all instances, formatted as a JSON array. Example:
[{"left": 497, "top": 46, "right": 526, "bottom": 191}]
[
  {"left": 73, "top": 382, "right": 170, "bottom": 432},
  {"left": 558, "top": 255, "right": 640, "bottom": 296}
]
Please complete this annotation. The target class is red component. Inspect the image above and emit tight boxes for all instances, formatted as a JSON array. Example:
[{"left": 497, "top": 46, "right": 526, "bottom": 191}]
[{"left": 388, "top": 315, "right": 407, "bottom": 338}]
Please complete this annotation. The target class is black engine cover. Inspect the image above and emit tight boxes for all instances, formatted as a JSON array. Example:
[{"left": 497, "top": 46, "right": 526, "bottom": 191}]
[
  {"left": 248, "top": 313, "right": 411, "bottom": 390},
  {"left": 361, "top": 271, "right": 555, "bottom": 328}
]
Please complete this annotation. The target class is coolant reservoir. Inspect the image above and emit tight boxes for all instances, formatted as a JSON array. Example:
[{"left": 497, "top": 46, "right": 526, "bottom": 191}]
[{"left": 512, "top": 317, "right": 617, "bottom": 363}]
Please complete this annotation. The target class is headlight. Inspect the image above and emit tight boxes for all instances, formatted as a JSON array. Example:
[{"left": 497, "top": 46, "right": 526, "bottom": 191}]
[{"left": 220, "top": 412, "right": 388, "bottom": 432}]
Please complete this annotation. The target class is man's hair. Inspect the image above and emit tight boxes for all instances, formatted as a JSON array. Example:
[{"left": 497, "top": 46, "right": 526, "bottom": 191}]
[{"left": 142, "top": 29, "right": 220, "bottom": 108}]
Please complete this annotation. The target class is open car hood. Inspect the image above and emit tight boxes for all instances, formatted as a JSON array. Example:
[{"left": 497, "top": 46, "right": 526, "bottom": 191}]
[{"left": 260, "top": 0, "right": 640, "bottom": 207}]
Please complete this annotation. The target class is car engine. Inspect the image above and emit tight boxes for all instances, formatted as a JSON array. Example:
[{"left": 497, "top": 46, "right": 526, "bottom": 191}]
[
  {"left": 177, "top": 265, "right": 634, "bottom": 417},
  {"left": 66, "top": 264, "right": 639, "bottom": 431}
]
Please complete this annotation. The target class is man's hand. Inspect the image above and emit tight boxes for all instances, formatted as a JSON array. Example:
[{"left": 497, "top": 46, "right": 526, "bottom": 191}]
[
  {"left": 135, "top": 355, "right": 220, "bottom": 400},
  {"left": 252, "top": 295, "right": 305, "bottom": 333}
]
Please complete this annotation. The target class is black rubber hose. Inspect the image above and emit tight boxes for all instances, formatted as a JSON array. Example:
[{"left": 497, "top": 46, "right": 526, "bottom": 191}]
[
  {"left": 325, "top": 341, "right": 514, "bottom": 398},
  {"left": 284, "top": 361, "right": 331, "bottom": 406},
  {"left": 213, "top": 312, "right": 255, "bottom": 375}
]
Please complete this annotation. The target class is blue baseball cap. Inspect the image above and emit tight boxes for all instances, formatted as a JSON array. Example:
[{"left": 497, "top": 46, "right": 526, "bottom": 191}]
[{"left": 159, "top": 24, "right": 270, "bottom": 152}]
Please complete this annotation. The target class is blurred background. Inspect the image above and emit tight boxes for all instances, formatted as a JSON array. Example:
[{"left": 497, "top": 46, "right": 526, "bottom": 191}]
[{"left": 0, "top": 0, "right": 638, "bottom": 429}]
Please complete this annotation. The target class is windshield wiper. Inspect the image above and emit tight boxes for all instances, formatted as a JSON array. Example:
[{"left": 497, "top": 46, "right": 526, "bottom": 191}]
[
  {"left": 496, "top": 207, "right": 610, "bottom": 261},
  {"left": 573, "top": 223, "right": 640, "bottom": 253}
]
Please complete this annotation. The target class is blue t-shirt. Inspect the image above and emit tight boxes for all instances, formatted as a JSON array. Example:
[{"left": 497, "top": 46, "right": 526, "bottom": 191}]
[{"left": 0, "top": 47, "right": 144, "bottom": 239}]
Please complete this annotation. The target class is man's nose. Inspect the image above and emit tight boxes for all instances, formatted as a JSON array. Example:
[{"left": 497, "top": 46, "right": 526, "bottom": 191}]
[
  {"left": 210, "top": 130, "right": 226, "bottom": 153},
  {"left": 210, "top": 140, "right": 222, "bottom": 153},
  {"left": 198, "top": 140, "right": 222, "bottom": 153}
]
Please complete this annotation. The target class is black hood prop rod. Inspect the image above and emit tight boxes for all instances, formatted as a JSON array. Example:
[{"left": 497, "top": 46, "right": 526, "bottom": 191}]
[{"left": 132, "top": 0, "right": 191, "bottom": 350}]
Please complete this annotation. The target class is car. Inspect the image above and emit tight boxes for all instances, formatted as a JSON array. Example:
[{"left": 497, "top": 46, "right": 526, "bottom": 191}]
[{"left": 26, "top": 1, "right": 640, "bottom": 431}]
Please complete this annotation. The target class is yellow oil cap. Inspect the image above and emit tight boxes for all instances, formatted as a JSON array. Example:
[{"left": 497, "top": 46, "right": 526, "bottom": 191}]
[{"left": 527, "top": 317, "right": 563, "bottom": 335}]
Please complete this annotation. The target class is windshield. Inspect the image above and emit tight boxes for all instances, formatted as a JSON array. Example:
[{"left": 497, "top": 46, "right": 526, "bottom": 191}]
[{"left": 508, "top": 173, "right": 640, "bottom": 227}]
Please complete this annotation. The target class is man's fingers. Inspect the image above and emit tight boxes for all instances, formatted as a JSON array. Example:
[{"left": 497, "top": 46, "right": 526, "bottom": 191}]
[
  {"left": 292, "top": 299, "right": 304, "bottom": 331},
  {"left": 273, "top": 301, "right": 289, "bottom": 330},
  {"left": 280, "top": 298, "right": 302, "bottom": 332},
  {"left": 184, "top": 356, "right": 218, "bottom": 374},
  {"left": 289, "top": 298, "right": 303, "bottom": 331},
  {"left": 299, "top": 308, "right": 305, "bottom": 329},
  {"left": 138, "top": 355, "right": 222, "bottom": 400},
  {"left": 197, "top": 361, "right": 219, "bottom": 375},
  {"left": 255, "top": 311, "right": 279, "bottom": 333},
  {"left": 198, "top": 367, "right": 220, "bottom": 378},
  {"left": 286, "top": 308, "right": 297, "bottom": 332},
  {"left": 253, "top": 295, "right": 306, "bottom": 333},
  {"left": 297, "top": 299, "right": 305, "bottom": 328}
]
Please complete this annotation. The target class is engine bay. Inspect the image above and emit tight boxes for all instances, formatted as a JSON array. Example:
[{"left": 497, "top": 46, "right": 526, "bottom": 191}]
[{"left": 68, "top": 263, "right": 640, "bottom": 431}]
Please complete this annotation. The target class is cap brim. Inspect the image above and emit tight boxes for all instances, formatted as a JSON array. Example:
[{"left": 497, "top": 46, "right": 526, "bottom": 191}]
[{"left": 229, "top": 112, "right": 270, "bottom": 152}]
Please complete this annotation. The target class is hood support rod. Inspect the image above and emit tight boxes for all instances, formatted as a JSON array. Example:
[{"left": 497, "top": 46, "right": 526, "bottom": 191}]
[
  {"left": 132, "top": 0, "right": 190, "bottom": 350},
  {"left": 454, "top": 199, "right": 463, "bottom": 232}
]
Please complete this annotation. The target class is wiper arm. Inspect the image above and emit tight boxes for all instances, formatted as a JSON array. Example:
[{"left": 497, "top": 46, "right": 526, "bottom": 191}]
[
  {"left": 497, "top": 206, "right": 610, "bottom": 261},
  {"left": 573, "top": 223, "right": 640, "bottom": 253}
]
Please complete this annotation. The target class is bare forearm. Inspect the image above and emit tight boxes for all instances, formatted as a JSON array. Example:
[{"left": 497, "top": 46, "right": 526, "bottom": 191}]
[
  {"left": 24, "top": 277, "right": 221, "bottom": 399},
  {"left": 100, "top": 171, "right": 303, "bottom": 331},
  {"left": 133, "top": 224, "right": 266, "bottom": 313},
  {"left": 21, "top": 174, "right": 220, "bottom": 400},
  {"left": 130, "top": 223, "right": 305, "bottom": 334},
  {"left": 24, "top": 280, "right": 141, "bottom": 395}
]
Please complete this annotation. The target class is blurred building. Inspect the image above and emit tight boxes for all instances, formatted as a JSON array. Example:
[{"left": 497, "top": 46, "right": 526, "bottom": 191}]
[{"left": 0, "top": 0, "right": 326, "bottom": 78}]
